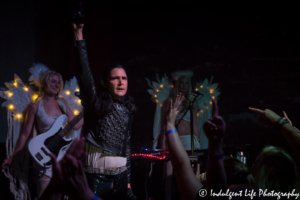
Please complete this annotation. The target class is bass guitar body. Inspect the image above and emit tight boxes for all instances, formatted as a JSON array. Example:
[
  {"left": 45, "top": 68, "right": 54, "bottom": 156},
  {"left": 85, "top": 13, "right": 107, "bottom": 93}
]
[{"left": 28, "top": 114, "right": 72, "bottom": 168}]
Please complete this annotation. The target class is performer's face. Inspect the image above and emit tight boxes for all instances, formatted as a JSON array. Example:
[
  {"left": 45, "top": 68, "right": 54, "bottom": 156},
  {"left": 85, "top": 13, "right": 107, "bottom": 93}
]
[
  {"left": 45, "top": 75, "right": 61, "bottom": 95},
  {"left": 107, "top": 68, "right": 128, "bottom": 100},
  {"left": 178, "top": 77, "right": 189, "bottom": 93}
]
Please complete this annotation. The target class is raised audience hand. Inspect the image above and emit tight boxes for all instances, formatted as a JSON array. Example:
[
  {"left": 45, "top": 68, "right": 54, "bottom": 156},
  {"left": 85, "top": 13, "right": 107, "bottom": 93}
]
[
  {"left": 166, "top": 93, "right": 184, "bottom": 126},
  {"left": 203, "top": 99, "right": 225, "bottom": 141},
  {"left": 48, "top": 138, "right": 85, "bottom": 189},
  {"left": 283, "top": 111, "right": 300, "bottom": 132},
  {"left": 248, "top": 107, "right": 280, "bottom": 127},
  {"left": 62, "top": 154, "right": 95, "bottom": 200},
  {"left": 40, "top": 138, "right": 100, "bottom": 200}
]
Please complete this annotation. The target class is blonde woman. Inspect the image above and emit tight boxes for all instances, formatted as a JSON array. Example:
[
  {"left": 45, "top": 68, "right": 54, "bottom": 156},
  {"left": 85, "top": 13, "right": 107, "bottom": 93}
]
[
  {"left": 161, "top": 70, "right": 200, "bottom": 151},
  {"left": 2, "top": 67, "right": 83, "bottom": 198}
]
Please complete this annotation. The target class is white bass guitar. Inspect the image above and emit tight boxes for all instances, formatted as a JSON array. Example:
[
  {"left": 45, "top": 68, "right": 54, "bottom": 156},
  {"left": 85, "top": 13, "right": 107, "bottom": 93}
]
[{"left": 28, "top": 112, "right": 83, "bottom": 168}]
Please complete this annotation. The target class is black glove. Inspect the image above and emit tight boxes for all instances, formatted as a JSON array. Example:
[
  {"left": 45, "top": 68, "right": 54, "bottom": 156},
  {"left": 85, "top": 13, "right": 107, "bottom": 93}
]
[{"left": 127, "top": 188, "right": 137, "bottom": 200}]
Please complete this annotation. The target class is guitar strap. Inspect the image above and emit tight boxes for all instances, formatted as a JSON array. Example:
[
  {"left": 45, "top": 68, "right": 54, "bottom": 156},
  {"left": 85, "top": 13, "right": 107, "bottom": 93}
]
[{"left": 56, "top": 99, "right": 67, "bottom": 115}]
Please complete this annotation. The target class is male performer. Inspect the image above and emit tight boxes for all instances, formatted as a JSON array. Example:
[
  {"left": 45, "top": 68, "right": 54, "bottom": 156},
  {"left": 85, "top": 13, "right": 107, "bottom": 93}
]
[{"left": 73, "top": 21, "right": 136, "bottom": 199}]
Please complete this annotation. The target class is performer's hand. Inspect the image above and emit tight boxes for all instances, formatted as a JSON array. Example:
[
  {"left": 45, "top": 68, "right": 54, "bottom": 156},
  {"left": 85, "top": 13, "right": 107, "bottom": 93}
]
[
  {"left": 73, "top": 23, "right": 84, "bottom": 41},
  {"left": 1, "top": 157, "right": 12, "bottom": 169},
  {"left": 166, "top": 93, "right": 184, "bottom": 127},
  {"left": 249, "top": 107, "right": 280, "bottom": 127},
  {"left": 203, "top": 100, "right": 225, "bottom": 142}
]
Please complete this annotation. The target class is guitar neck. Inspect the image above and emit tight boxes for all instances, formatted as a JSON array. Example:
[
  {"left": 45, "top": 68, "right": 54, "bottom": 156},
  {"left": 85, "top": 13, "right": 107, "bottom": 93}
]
[{"left": 59, "top": 112, "right": 83, "bottom": 137}]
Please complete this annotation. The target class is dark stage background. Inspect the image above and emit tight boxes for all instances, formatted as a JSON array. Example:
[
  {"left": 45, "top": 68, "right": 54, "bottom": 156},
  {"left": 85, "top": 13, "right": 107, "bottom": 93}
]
[{"left": 1, "top": 1, "right": 300, "bottom": 199}]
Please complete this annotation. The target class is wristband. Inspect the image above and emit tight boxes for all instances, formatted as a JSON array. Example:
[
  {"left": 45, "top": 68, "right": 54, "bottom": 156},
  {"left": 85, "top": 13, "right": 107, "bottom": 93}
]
[
  {"left": 276, "top": 117, "right": 283, "bottom": 129},
  {"left": 276, "top": 117, "right": 283, "bottom": 123},
  {"left": 92, "top": 194, "right": 99, "bottom": 200},
  {"left": 280, "top": 119, "right": 289, "bottom": 127},
  {"left": 165, "top": 129, "right": 178, "bottom": 136},
  {"left": 208, "top": 153, "right": 223, "bottom": 160},
  {"left": 276, "top": 117, "right": 290, "bottom": 129}
]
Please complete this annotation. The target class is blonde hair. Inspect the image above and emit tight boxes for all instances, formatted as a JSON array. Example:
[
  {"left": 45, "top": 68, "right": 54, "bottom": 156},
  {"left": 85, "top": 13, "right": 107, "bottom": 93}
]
[
  {"left": 252, "top": 146, "right": 300, "bottom": 192},
  {"left": 39, "top": 70, "right": 63, "bottom": 99}
]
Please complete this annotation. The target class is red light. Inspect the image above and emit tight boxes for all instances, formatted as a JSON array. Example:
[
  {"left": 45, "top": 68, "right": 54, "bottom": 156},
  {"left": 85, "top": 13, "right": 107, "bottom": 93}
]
[{"left": 131, "top": 153, "right": 166, "bottom": 160}]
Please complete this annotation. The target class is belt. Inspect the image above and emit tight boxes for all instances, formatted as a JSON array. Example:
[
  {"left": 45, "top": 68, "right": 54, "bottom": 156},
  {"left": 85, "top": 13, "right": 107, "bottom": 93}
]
[{"left": 84, "top": 166, "right": 127, "bottom": 176}]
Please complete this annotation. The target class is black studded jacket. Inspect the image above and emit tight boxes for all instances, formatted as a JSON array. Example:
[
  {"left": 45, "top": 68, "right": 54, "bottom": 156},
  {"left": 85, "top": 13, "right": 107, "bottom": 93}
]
[{"left": 74, "top": 40, "right": 132, "bottom": 182}]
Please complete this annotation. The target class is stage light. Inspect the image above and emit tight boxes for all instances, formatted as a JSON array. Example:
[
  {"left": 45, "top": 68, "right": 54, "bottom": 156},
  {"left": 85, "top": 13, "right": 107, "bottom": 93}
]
[
  {"left": 65, "top": 90, "right": 70, "bottom": 95},
  {"left": 16, "top": 113, "right": 22, "bottom": 119},
  {"left": 160, "top": 85, "right": 163, "bottom": 88},
  {"left": 154, "top": 95, "right": 157, "bottom": 98},
  {"left": 74, "top": 110, "right": 79, "bottom": 115},
  {"left": 23, "top": 87, "right": 28, "bottom": 91},
  {"left": 32, "top": 94, "right": 38, "bottom": 101},
  {"left": 200, "top": 85, "right": 203, "bottom": 88},
  {"left": 75, "top": 88, "right": 80, "bottom": 92},
  {"left": 7, "top": 92, "right": 13, "bottom": 97},
  {"left": 8, "top": 104, "right": 14, "bottom": 110},
  {"left": 210, "top": 89, "right": 213, "bottom": 94}
]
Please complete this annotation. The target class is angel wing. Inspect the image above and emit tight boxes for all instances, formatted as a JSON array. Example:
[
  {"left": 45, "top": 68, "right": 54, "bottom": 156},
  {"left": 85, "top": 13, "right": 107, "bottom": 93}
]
[
  {"left": 0, "top": 74, "right": 36, "bottom": 200},
  {"left": 59, "top": 76, "right": 83, "bottom": 139},
  {"left": 0, "top": 73, "right": 83, "bottom": 200},
  {"left": 146, "top": 74, "right": 171, "bottom": 149},
  {"left": 195, "top": 76, "right": 221, "bottom": 149}
]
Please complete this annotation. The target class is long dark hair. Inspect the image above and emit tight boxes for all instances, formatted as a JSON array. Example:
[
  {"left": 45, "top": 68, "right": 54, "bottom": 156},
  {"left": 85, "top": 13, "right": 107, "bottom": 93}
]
[{"left": 96, "top": 63, "right": 136, "bottom": 116}]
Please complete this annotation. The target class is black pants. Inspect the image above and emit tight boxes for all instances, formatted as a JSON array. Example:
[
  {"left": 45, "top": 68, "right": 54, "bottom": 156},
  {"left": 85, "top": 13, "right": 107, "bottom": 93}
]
[{"left": 85, "top": 170, "right": 128, "bottom": 200}]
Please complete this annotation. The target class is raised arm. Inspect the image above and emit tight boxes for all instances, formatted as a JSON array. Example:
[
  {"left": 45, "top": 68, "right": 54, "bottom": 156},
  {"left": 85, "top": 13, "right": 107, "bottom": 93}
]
[
  {"left": 165, "top": 94, "right": 203, "bottom": 200},
  {"left": 2, "top": 103, "right": 37, "bottom": 169},
  {"left": 203, "top": 100, "right": 227, "bottom": 198},
  {"left": 73, "top": 24, "right": 99, "bottom": 117},
  {"left": 249, "top": 107, "right": 300, "bottom": 160}
]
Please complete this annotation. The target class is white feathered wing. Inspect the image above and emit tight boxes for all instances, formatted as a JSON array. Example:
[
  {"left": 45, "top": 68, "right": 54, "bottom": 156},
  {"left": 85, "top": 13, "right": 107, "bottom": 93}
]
[{"left": 146, "top": 74, "right": 171, "bottom": 149}]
